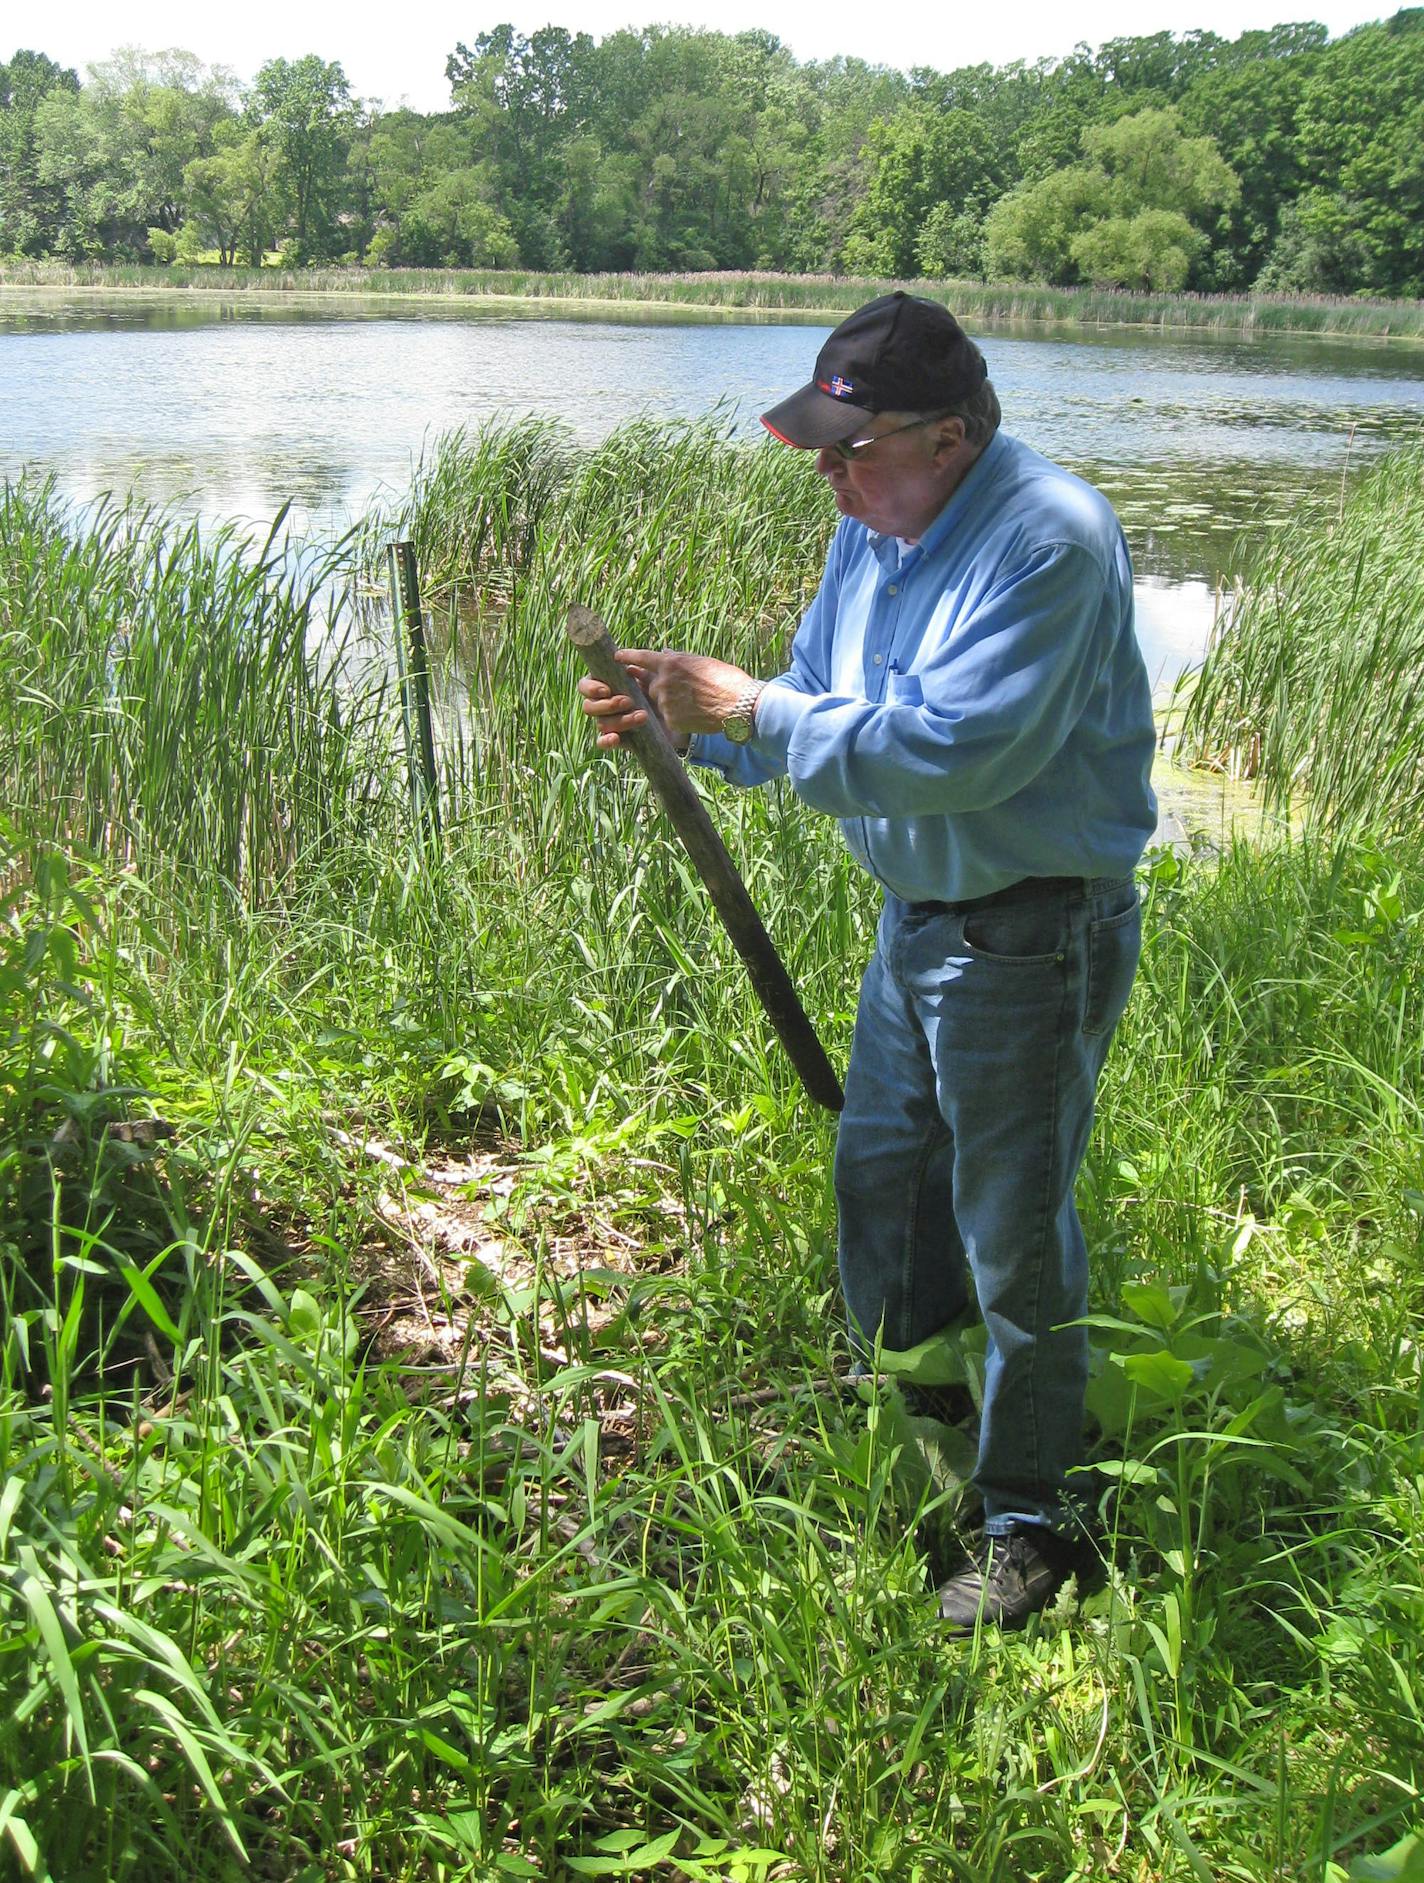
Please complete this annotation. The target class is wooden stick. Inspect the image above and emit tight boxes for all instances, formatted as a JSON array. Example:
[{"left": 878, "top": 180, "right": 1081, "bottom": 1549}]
[{"left": 566, "top": 604, "right": 844, "bottom": 1113}]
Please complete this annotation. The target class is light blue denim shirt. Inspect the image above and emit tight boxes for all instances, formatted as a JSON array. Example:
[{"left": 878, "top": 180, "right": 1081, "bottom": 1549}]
[{"left": 690, "top": 430, "right": 1158, "bottom": 902}]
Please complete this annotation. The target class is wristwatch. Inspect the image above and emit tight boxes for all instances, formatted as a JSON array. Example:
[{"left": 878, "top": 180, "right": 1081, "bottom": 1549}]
[{"left": 722, "top": 679, "right": 765, "bottom": 745}]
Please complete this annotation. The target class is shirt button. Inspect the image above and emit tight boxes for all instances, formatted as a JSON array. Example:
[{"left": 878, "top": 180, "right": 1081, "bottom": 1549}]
[
  {"left": 887, "top": 584, "right": 898, "bottom": 596},
  {"left": 873, "top": 653, "right": 883, "bottom": 665}
]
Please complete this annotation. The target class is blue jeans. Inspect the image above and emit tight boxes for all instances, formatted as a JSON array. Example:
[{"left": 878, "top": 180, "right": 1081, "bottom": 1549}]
[{"left": 834, "top": 875, "right": 1142, "bottom": 1536}]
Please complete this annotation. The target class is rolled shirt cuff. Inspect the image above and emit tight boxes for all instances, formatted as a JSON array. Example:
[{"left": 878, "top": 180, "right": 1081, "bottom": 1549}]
[{"left": 745, "top": 676, "right": 816, "bottom": 770}]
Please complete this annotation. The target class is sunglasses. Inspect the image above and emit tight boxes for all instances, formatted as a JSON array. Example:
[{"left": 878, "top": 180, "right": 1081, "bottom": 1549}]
[{"left": 830, "top": 412, "right": 952, "bottom": 461}]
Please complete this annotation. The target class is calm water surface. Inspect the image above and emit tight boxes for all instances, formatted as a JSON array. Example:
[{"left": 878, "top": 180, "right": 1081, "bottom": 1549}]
[{"left": 5, "top": 291, "right": 1423, "bottom": 688}]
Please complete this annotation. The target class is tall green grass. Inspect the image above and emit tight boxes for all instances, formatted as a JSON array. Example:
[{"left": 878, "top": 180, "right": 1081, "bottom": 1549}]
[
  {"left": 6, "top": 261, "right": 1424, "bottom": 340},
  {"left": 0, "top": 481, "right": 391, "bottom": 891},
  {"left": 2, "top": 425, "right": 1423, "bottom": 1879},
  {"left": 1179, "top": 445, "right": 1424, "bottom": 836}
]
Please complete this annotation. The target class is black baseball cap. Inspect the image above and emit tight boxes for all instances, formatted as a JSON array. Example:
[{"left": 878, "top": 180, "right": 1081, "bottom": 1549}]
[{"left": 761, "top": 292, "right": 989, "bottom": 449}]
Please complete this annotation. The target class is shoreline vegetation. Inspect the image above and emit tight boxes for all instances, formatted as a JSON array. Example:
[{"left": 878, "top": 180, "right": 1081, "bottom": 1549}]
[
  {"left": 1180, "top": 444, "right": 1424, "bottom": 831},
  {"left": 3, "top": 423, "right": 1423, "bottom": 1878},
  {"left": 5, "top": 20, "right": 1424, "bottom": 308},
  {"left": 4, "top": 262, "right": 1424, "bottom": 341}
]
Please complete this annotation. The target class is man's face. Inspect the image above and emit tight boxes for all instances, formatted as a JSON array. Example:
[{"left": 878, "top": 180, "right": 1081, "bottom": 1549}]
[{"left": 815, "top": 411, "right": 969, "bottom": 541}]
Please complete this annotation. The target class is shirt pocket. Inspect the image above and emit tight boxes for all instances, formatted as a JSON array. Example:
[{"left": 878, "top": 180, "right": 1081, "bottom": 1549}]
[{"left": 887, "top": 668, "right": 924, "bottom": 707}]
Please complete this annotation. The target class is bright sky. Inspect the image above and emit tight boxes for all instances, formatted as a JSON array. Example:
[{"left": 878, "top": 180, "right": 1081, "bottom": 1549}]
[{"left": 18, "top": 0, "right": 1398, "bottom": 111}]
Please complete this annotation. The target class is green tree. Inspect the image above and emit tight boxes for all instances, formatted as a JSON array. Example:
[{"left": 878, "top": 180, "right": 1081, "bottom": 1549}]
[
  {"left": 1083, "top": 107, "right": 1239, "bottom": 221},
  {"left": 0, "top": 49, "right": 80, "bottom": 254},
  {"left": 544, "top": 134, "right": 616, "bottom": 268},
  {"left": 387, "top": 169, "right": 517, "bottom": 266},
  {"left": 31, "top": 87, "right": 113, "bottom": 255},
  {"left": 8, "top": 14, "right": 1417, "bottom": 289},
  {"left": 29, "top": 54, "right": 218, "bottom": 256},
  {"left": 1090, "top": 28, "right": 1227, "bottom": 97},
  {"left": 770, "top": 55, "right": 907, "bottom": 270},
  {"left": 607, "top": 29, "right": 757, "bottom": 268},
  {"left": 250, "top": 55, "right": 355, "bottom": 262},
  {"left": 1012, "top": 49, "right": 1115, "bottom": 182},
  {"left": 985, "top": 105, "right": 1238, "bottom": 286},
  {"left": 12, "top": 48, "right": 233, "bottom": 259},
  {"left": 915, "top": 204, "right": 987, "bottom": 279},
  {"left": 183, "top": 121, "right": 278, "bottom": 263},
  {"left": 717, "top": 32, "right": 810, "bottom": 267},
  {"left": 841, "top": 104, "right": 1006, "bottom": 276},
  {"left": 1070, "top": 208, "right": 1204, "bottom": 288},
  {"left": 88, "top": 50, "right": 236, "bottom": 238},
  {"left": 360, "top": 107, "right": 483, "bottom": 264},
  {"left": 447, "top": 25, "right": 594, "bottom": 265},
  {"left": 1267, "top": 10, "right": 1424, "bottom": 295},
  {"left": 984, "top": 165, "right": 1108, "bottom": 283},
  {"left": 1178, "top": 41, "right": 1321, "bottom": 288}
]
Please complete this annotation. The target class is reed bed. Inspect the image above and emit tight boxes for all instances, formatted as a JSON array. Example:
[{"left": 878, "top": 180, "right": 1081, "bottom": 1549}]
[
  {"left": 2, "top": 424, "right": 1423, "bottom": 1880},
  {"left": 1179, "top": 445, "right": 1424, "bottom": 836},
  {"left": 6, "top": 261, "right": 1424, "bottom": 340},
  {"left": 0, "top": 481, "right": 392, "bottom": 893}
]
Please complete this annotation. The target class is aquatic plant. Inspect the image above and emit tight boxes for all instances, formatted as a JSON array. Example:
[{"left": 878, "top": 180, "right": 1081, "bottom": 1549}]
[
  {"left": 0, "top": 480, "right": 389, "bottom": 892},
  {"left": 5, "top": 259, "right": 1424, "bottom": 340},
  {"left": 1180, "top": 444, "right": 1424, "bottom": 836}
]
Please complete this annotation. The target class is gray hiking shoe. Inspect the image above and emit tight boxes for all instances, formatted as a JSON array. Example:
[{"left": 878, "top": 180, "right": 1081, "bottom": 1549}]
[{"left": 935, "top": 1527, "right": 1073, "bottom": 1634}]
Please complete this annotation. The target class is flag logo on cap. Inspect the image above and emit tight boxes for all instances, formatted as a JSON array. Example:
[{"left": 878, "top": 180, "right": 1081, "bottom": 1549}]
[{"left": 822, "top": 375, "right": 856, "bottom": 400}]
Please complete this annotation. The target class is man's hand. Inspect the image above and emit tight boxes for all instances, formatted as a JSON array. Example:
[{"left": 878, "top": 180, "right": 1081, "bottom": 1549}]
[{"left": 578, "top": 649, "right": 755, "bottom": 751}]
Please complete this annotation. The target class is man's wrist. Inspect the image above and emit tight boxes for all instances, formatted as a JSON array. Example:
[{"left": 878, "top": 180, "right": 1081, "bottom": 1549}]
[{"left": 721, "top": 678, "right": 766, "bottom": 745}]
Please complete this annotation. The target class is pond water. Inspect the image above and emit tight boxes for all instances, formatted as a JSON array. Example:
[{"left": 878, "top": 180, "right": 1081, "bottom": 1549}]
[{"left": 4, "top": 289, "right": 1423, "bottom": 692}]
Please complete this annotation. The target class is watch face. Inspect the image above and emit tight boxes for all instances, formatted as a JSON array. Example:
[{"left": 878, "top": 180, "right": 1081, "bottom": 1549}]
[{"left": 723, "top": 682, "right": 762, "bottom": 745}]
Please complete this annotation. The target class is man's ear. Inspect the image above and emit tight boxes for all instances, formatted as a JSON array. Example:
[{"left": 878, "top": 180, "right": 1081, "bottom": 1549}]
[{"left": 930, "top": 416, "right": 968, "bottom": 462}]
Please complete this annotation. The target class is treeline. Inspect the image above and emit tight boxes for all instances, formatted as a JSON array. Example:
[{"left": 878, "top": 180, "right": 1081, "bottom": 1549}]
[{"left": 2, "top": 12, "right": 1422, "bottom": 297}]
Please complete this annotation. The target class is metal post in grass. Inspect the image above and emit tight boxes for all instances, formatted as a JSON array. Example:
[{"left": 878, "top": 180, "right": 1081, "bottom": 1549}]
[
  {"left": 386, "top": 541, "right": 442, "bottom": 840},
  {"left": 566, "top": 603, "right": 843, "bottom": 1113}
]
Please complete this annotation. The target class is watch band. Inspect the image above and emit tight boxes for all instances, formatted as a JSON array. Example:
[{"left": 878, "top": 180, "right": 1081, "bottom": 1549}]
[{"left": 722, "top": 679, "right": 765, "bottom": 745}]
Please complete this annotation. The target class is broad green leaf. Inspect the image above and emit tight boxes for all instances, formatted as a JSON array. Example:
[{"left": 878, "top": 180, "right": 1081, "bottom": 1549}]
[
  {"left": 0, "top": 1478, "right": 23, "bottom": 1556},
  {"left": 288, "top": 1289, "right": 323, "bottom": 1339},
  {"left": 464, "top": 1255, "right": 503, "bottom": 1298},
  {"left": 1093, "top": 1458, "right": 1160, "bottom": 1485},
  {"left": 567, "top": 1829, "right": 682, "bottom": 1875},
  {"left": 1348, "top": 1832, "right": 1424, "bottom": 1879},
  {"left": 1119, "top": 1349, "right": 1196, "bottom": 1400},
  {"left": 1172, "top": 1332, "right": 1270, "bottom": 1390},
  {"left": 417, "top": 1727, "right": 475, "bottom": 1774},
  {"left": 1121, "top": 1282, "right": 1178, "bottom": 1330},
  {"left": 878, "top": 1327, "right": 973, "bottom": 1386},
  {"left": 1075, "top": 1313, "right": 1161, "bottom": 1339}
]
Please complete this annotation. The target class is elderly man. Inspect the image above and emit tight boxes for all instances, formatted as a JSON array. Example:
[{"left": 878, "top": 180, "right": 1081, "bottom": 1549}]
[{"left": 580, "top": 292, "right": 1156, "bottom": 1631}]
